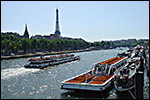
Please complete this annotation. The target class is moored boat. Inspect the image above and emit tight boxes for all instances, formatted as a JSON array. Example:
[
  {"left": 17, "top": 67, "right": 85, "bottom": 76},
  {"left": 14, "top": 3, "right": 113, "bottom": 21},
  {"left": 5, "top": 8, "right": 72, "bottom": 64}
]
[
  {"left": 61, "top": 55, "right": 128, "bottom": 92},
  {"left": 114, "top": 56, "right": 140, "bottom": 92}
]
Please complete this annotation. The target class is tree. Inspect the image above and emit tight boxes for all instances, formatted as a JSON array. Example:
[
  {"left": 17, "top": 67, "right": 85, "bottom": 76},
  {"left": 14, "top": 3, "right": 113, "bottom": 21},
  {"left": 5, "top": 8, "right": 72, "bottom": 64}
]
[
  {"left": 30, "top": 39, "right": 38, "bottom": 52},
  {"left": 146, "top": 41, "right": 149, "bottom": 45},
  {"left": 60, "top": 39, "right": 66, "bottom": 50},
  {"left": 73, "top": 41, "right": 77, "bottom": 50},
  {"left": 22, "top": 39, "right": 29, "bottom": 53}
]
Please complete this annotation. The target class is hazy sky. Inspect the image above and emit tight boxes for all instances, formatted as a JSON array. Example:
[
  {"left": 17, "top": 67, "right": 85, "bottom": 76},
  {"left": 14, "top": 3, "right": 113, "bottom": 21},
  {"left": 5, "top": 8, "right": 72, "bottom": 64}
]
[{"left": 1, "top": 1, "right": 149, "bottom": 42}]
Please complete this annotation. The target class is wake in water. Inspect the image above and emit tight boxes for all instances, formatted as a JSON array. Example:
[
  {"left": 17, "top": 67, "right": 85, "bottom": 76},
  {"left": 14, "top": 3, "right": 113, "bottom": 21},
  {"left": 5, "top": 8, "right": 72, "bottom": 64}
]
[{"left": 1, "top": 67, "right": 40, "bottom": 80}]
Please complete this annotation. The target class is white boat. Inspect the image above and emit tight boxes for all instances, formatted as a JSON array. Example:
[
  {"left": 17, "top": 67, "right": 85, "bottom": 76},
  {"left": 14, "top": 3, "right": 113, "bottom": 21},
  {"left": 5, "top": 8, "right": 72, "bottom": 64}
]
[
  {"left": 61, "top": 56, "right": 128, "bottom": 92},
  {"left": 28, "top": 54, "right": 74, "bottom": 64},
  {"left": 114, "top": 56, "right": 140, "bottom": 92},
  {"left": 24, "top": 55, "right": 80, "bottom": 69},
  {"left": 50, "top": 56, "right": 80, "bottom": 66},
  {"left": 24, "top": 62, "right": 50, "bottom": 69}
]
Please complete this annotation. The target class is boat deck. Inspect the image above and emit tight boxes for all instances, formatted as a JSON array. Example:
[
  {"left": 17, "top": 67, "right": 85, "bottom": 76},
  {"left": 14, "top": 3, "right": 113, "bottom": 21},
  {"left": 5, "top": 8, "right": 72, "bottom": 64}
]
[
  {"left": 98, "top": 57, "right": 125, "bottom": 65},
  {"left": 65, "top": 71, "right": 114, "bottom": 85},
  {"left": 66, "top": 73, "right": 95, "bottom": 83},
  {"left": 89, "top": 75, "right": 113, "bottom": 85}
]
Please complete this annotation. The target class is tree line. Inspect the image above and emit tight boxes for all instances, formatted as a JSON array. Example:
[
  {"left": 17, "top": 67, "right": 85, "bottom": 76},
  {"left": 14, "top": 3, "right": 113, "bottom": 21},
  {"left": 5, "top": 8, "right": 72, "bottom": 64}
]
[
  {"left": 1, "top": 33, "right": 91, "bottom": 55},
  {"left": 1, "top": 33, "right": 149, "bottom": 56}
]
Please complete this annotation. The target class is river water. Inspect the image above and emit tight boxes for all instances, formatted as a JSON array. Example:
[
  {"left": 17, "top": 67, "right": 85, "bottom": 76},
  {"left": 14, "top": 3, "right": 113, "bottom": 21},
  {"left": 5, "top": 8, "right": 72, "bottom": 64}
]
[{"left": 1, "top": 48, "right": 149, "bottom": 99}]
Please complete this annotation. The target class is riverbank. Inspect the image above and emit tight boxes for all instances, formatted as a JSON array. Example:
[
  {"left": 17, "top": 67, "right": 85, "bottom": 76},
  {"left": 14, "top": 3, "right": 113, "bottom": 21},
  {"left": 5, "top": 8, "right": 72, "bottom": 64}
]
[{"left": 1, "top": 47, "right": 105, "bottom": 60}]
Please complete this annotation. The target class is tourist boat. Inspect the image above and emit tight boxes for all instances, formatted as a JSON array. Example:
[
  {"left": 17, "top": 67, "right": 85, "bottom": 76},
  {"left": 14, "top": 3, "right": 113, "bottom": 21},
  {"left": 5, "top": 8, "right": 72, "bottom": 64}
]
[
  {"left": 28, "top": 54, "right": 74, "bottom": 64},
  {"left": 114, "top": 56, "right": 141, "bottom": 92},
  {"left": 24, "top": 54, "right": 80, "bottom": 69},
  {"left": 61, "top": 55, "right": 128, "bottom": 92},
  {"left": 24, "top": 62, "right": 50, "bottom": 69},
  {"left": 49, "top": 56, "right": 80, "bottom": 66}
]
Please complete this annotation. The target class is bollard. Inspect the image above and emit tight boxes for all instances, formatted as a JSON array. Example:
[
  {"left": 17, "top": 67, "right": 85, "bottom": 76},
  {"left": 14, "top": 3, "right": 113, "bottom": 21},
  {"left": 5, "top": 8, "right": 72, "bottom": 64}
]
[
  {"left": 135, "top": 71, "right": 144, "bottom": 99},
  {"left": 139, "top": 57, "right": 144, "bottom": 72}
]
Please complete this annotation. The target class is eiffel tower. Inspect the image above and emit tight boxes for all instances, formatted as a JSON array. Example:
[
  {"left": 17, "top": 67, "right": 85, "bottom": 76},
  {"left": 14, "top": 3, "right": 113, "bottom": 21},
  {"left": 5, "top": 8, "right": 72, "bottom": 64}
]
[{"left": 54, "top": 8, "right": 61, "bottom": 36}]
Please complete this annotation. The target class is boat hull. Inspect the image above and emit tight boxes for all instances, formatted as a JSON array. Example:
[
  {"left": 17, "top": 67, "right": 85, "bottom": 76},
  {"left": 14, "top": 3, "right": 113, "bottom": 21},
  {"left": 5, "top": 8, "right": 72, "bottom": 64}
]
[{"left": 61, "top": 79, "right": 113, "bottom": 92}]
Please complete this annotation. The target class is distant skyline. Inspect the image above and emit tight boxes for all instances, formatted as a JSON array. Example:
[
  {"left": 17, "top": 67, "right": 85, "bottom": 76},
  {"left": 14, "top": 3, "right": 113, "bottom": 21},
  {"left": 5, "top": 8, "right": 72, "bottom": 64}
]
[{"left": 1, "top": 1, "right": 149, "bottom": 42}]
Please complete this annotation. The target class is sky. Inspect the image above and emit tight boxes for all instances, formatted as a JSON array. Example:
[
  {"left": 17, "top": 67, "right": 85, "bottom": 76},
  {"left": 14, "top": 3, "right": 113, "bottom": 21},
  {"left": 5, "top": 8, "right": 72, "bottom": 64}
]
[{"left": 1, "top": 1, "right": 149, "bottom": 42}]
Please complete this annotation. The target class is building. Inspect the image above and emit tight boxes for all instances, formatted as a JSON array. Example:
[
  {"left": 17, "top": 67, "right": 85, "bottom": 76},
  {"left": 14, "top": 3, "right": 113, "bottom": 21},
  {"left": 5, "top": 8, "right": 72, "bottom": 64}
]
[
  {"left": 128, "top": 39, "right": 136, "bottom": 42},
  {"left": 23, "top": 24, "right": 29, "bottom": 38},
  {"left": 43, "top": 35, "right": 51, "bottom": 40},
  {"left": 50, "top": 34, "right": 60, "bottom": 40},
  {"left": 31, "top": 35, "right": 44, "bottom": 39}
]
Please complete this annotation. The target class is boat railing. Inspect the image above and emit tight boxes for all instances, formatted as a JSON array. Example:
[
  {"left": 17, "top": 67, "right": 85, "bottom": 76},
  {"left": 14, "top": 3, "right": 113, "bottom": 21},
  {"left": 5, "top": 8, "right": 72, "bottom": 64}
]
[{"left": 29, "top": 54, "right": 75, "bottom": 61}]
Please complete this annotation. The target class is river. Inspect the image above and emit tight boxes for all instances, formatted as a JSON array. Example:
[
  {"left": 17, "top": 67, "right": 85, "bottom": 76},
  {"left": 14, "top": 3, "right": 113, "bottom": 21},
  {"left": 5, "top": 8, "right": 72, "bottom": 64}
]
[{"left": 1, "top": 48, "right": 149, "bottom": 99}]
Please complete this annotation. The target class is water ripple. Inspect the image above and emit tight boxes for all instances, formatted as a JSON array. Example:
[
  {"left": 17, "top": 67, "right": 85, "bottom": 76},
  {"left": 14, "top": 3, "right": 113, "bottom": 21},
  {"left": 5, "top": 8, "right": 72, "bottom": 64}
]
[{"left": 1, "top": 67, "right": 40, "bottom": 80}]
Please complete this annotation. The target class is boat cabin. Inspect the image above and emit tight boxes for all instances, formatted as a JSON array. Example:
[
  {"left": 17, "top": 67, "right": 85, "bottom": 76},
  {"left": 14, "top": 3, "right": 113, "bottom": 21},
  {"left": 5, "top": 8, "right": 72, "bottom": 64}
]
[{"left": 92, "top": 63, "right": 115, "bottom": 76}]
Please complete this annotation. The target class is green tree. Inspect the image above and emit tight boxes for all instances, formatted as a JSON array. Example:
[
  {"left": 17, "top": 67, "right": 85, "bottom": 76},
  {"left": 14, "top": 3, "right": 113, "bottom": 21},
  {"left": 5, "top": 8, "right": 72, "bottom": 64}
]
[
  {"left": 146, "top": 41, "right": 149, "bottom": 45},
  {"left": 30, "top": 39, "right": 38, "bottom": 52},
  {"left": 22, "top": 39, "right": 29, "bottom": 53}
]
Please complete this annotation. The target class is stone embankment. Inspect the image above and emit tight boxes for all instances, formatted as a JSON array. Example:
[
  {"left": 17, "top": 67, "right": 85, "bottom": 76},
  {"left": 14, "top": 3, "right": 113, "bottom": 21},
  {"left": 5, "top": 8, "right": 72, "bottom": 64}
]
[{"left": 1, "top": 48, "right": 97, "bottom": 60}]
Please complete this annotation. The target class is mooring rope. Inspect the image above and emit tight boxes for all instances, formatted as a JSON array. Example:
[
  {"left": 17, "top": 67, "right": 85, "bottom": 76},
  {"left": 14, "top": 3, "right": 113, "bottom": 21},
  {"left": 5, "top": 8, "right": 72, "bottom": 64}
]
[{"left": 128, "top": 90, "right": 136, "bottom": 99}]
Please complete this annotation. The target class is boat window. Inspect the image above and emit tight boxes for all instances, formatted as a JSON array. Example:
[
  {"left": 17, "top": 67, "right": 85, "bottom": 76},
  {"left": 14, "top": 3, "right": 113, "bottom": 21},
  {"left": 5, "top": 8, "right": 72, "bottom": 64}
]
[
  {"left": 112, "top": 68, "right": 116, "bottom": 72},
  {"left": 98, "top": 68, "right": 102, "bottom": 71},
  {"left": 109, "top": 69, "right": 113, "bottom": 75},
  {"left": 121, "top": 63, "right": 124, "bottom": 66},
  {"left": 98, "top": 66, "right": 105, "bottom": 71},
  {"left": 121, "top": 79, "right": 128, "bottom": 83},
  {"left": 122, "top": 69, "right": 127, "bottom": 74},
  {"left": 117, "top": 65, "right": 120, "bottom": 68}
]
